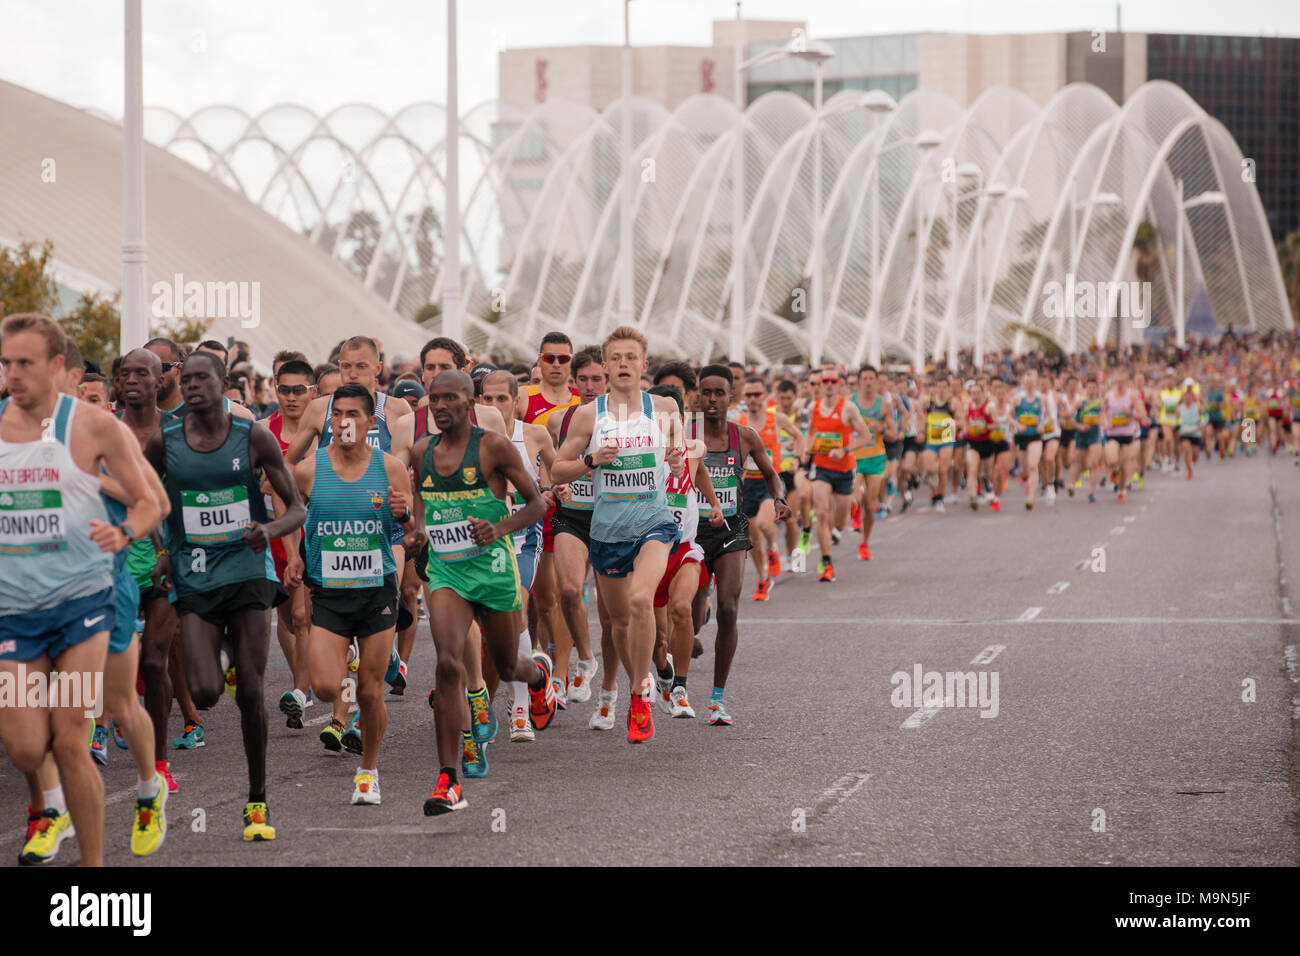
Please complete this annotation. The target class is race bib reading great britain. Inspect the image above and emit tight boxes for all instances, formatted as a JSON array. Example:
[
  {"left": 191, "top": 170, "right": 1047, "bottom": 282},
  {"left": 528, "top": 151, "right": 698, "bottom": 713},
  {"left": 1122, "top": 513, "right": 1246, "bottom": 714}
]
[
  {"left": 321, "top": 533, "right": 383, "bottom": 588},
  {"left": 0, "top": 489, "right": 66, "bottom": 555},
  {"left": 181, "top": 486, "right": 250, "bottom": 544}
]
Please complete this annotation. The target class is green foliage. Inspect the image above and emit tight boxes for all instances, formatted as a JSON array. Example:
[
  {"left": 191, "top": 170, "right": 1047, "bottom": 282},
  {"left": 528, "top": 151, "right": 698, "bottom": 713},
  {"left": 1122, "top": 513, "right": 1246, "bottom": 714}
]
[{"left": 0, "top": 239, "right": 60, "bottom": 316}]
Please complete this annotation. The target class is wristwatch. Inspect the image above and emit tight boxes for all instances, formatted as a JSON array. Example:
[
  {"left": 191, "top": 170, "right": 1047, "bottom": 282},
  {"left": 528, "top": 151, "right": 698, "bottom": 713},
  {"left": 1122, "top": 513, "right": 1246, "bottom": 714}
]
[
  {"left": 117, "top": 523, "right": 137, "bottom": 544},
  {"left": 582, "top": 453, "right": 596, "bottom": 471}
]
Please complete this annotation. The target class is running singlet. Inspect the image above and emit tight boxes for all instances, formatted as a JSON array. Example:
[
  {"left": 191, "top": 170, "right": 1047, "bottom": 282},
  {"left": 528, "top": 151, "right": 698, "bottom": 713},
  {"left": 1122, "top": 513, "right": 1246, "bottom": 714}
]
[
  {"left": 850, "top": 393, "right": 886, "bottom": 458},
  {"left": 586, "top": 391, "right": 673, "bottom": 542},
  {"left": 1076, "top": 398, "right": 1102, "bottom": 428},
  {"left": 776, "top": 417, "right": 799, "bottom": 473},
  {"left": 665, "top": 466, "right": 700, "bottom": 544},
  {"left": 0, "top": 394, "right": 113, "bottom": 614},
  {"left": 966, "top": 400, "right": 991, "bottom": 441},
  {"left": 1206, "top": 390, "right": 1226, "bottom": 425},
  {"left": 988, "top": 405, "right": 1008, "bottom": 444},
  {"left": 690, "top": 419, "right": 743, "bottom": 518},
  {"left": 304, "top": 446, "right": 395, "bottom": 588},
  {"left": 738, "top": 409, "right": 780, "bottom": 479},
  {"left": 161, "top": 415, "right": 276, "bottom": 595},
  {"left": 507, "top": 419, "right": 541, "bottom": 556},
  {"left": 1106, "top": 392, "right": 1137, "bottom": 436},
  {"left": 522, "top": 385, "right": 578, "bottom": 427},
  {"left": 1160, "top": 389, "right": 1181, "bottom": 426},
  {"left": 925, "top": 401, "right": 955, "bottom": 445},
  {"left": 1178, "top": 402, "right": 1201, "bottom": 437},
  {"left": 1013, "top": 392, "right": 1043, "bottom": 437},
  {"left": 320, "top": 390, "right": 392, "bottom": 451},
  {"left": 1265, "top": 388, "right": 1285, "bottom": 417},
  {"left": 810, "top": 396, "right": 855, "bottom": 472},
  {"left": 117, "top": 407, "right": 177, "bottom": 590},
  {"left": 420, "top": 426, "right": 521, "bottom": 606},
  {"left": 557, "top": 405, "right": 595, "bottom": 513}
]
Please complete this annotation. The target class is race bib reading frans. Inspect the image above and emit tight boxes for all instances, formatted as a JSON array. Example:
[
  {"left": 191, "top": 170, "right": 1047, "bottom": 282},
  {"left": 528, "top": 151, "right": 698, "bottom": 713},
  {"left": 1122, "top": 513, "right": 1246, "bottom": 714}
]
[
  {"left": 181, "top": 486, "right": 250, "bottom": 543},
  {"left": 423, "top": 499, "right": 484, "bottom": 562},
  {"left": 600, "top": 452, "right": 659, "bottom": 503},
  {"left": 321, "top": 533, "right": 383, "bottom": 588},
  {"left": 0, "top": 489, "right": 65, "bottom": 555}
]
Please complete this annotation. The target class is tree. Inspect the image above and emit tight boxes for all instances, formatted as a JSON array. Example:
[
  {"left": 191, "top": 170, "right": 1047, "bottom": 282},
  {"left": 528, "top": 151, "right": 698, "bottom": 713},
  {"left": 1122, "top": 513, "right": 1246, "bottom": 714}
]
[
  {"left": 0, "top": 239, "right": 60, "bottom": 317},
  {"left": 1279, "top": 228, "right": 1300, "bottom": 323}
]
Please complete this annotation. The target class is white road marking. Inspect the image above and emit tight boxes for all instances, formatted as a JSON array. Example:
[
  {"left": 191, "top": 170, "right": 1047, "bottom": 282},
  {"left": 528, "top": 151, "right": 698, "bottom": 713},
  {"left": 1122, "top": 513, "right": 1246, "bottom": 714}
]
[
  {"left": 745, "top": 616, "right": 1299, "bottom": 626},
  {"left": 1074, "top": 558, "right": 1090, "bottom": 571},
  {"left": 1284, "top": 645, "right": 1300, "bottom": 720},
  {"left": 971, "top": 645, "right": 1005, "bottom": 665},
  {"left": 901, "top": 706, "right": 942, "bottom": 729},
  {"left": 1019, "top": 607, "right": 1043, "bottom": 621},
  {"left": 1123, "top": 516, "right": 1136, "bottom": 524},
  {"left": 1109, "top": 526, "right": 1126, "bottom": 536},
  {"left": 813, "top": 772, "right": 872, "bottom": 816},
  {"left": 1047, "top": 581, "right": 1070, "bottom": 596}
]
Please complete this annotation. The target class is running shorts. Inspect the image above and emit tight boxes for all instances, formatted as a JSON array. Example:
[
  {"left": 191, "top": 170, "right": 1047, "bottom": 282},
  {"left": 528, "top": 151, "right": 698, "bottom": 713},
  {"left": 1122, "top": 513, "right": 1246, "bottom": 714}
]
[
  {"left": 741, "top": 477, "right": 770, "bottom": 519},
  {"left": 1138, "top": 424, "right": 1150, "bottom": 440},
  {"left": 1074, "top": 429, "right": 1101, "bottom": 450},
  {"left": 173, "top": 579, "right": 287, "bottom": 628},
  {"left": 1013, "top": 434, "right": 1041, "bottom": 451},
  {"left": 1180, "top": 433, "right": 1203, "bottom": 449},
  {"left": 0, "top": 587, "right": 116, "bottom": 663},
  {"left": 654, "top": 540, "right": 704, "bottom": 608},
  {"left": 542, "top": 505, "right": 556, "bottom": 553},
  {"left": 902, "top": 436, "right": 924, "bottom": 456},
  {"left": 884, "top": 439, "right": 903, "bottom": 462},
  {"left": 551, "top": 507, "right": 593, "bottom": 549},
  {"left": 779, "top": 470, "right": 797, "bottom": 497},
  {"left": 988, "top": 439, "right": 1010, "bottom": 456},
  {"left": 110, "top": 570, "right": 141, "bottom": 655},
  {"left": 590, "top": 522, "right": 680, "bottom": 579},
  {"left": 1059, "top": 429, "right": 1075, "bottom": 448},
  {"left": 695, "top": 512, "right": 752, "bottom": 571},
  {"left": 309, "top": 572, "right": 400, "bottom": 639},
  {"left": 1107, "top": 434, "right": 1134, "bottom": 446},
  {"left": 972, "top": 439, "right": 994, "bottom": 460},
  {"left": 856, "top": 453, "right": 887, "bottom": 477},
  {"left": 809, "top": 466, "right": 854, "bottom": 496}
]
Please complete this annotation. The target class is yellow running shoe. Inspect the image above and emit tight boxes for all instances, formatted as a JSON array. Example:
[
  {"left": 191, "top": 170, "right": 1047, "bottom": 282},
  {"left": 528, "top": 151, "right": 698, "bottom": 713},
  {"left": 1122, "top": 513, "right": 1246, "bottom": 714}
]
[
  {"left": 243, "top": 802, "right": 276, "bottom": 841},
  {"left": 224, "top": 666, "right": 237, "bottom": 701},
  {"left": 131, "top": 772, "right": 168, "bottom": 856},
  {"left": 20, "top": 808, "right": 74, "bottom": 865}
]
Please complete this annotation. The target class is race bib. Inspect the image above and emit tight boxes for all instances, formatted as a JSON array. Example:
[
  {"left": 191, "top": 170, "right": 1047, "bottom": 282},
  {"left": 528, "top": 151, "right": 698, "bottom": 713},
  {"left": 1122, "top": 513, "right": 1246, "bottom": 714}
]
[
  {"left": 181, "top": 486, "right": 250, "bottom": 543},
  {"left": 1111, "top": 412, "right": 1129, "bottom": 427},
  {"left": 0, "top": 488, "right": 65, "bottom": 555},
  {"left": 321, "top": 533, "right": 383, "bottom": 588},
  {"left": 423, "top": 500, "right": 484, "bottom": 563},
  {"left": 812, "top": 431, "right": 842, "bottom": 455},
  {"left": 1017, "top": 412, "right": 1039, "bottom": 427},
  {"left": 565, "top": 476, "right": 595, "bottom": 511},
  {"left": 700, "top": 467, "right": 737, "bottom": 516},
  {"left": 666, "top": 489, "right": 692, "bottom": 527},
  {"left": 600, "top": 452, "right": 660, "bottom": 503}
]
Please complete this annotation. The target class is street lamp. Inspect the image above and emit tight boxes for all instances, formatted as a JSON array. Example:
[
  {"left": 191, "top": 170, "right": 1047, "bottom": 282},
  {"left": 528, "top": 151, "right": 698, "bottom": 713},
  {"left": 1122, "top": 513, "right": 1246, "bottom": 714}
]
[
  {"left": 442, "top": 0, "right": 462, "bottom": 343},
  {"left": 1066, "top": 190, "right": 1121, "bottom": 354},
  {"left": 862, "top": 90, "right": 898, "bottom": 368},
  {"left": 978, "top": 183, "right": 1028, "bottom": 367},
  {"left": 618, "top": 0, "right": 637, "bottom": 329},
  {"left": 945, "top": 162, "right": 982, "bottom": 371},
  {"left": 122, "top": 0, "right": 147, "bottom": 352},
  {"left": 1177, "top": 183, "right": 1227, "bottom": 348},
  {"left": 735, "top": 33, "right": 835, "bottom": 365},
  {"left": 910, "top": 130, "right": 941, "bottom": 371}
]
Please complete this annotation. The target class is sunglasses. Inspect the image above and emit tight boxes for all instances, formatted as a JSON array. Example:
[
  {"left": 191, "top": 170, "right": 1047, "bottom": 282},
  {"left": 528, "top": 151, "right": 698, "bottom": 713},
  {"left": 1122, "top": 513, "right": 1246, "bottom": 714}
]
[
  {"left": 277, "top": 384, "right": 310, "bottom": 396},
  {"left": 743, "top": 391, "right": 766, "bottom": 399},
  {"left": 160, "top": 362, "right": 179, "bottom": 372},
  {"left": 540, "top": 354, "right": 572, "bottom": 365},
  {"left": 822, "top": 377, "right": 840, "bottom": 385}
]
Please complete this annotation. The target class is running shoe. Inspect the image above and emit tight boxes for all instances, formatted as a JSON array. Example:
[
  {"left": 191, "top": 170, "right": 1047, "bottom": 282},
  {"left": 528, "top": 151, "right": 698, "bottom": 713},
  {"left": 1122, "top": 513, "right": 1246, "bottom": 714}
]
[
  {"left": 1087, "top": 492, "right": 1096, "bottom": 503},
  {"left": 1024, "top": 499, "right": 1034, "bottom": 511},
  {"left": 932, "top": 498, "right": 945, "bottom": 513},
  {"left": 989, "top": 497, "right": 1001, "bottom": 512},
  {"left": 156, "top": 759, "right": 178, "bottom": 793},
  {"left": 875, "top": 504, "right": 888, "bottom": 519},
  {"left": 461, "top": 736, "right": 489, "bottom": 778},
  {"left": 320, "top": 717, "right": 345, "bottom": 752},
  {"left": 692, "top": 636, "right": 705, "bottom": 658},
  {"left": 1186, "top": 468, "right": 1194, "bottom": 480},
  {"left": 818, "top": 559, "right": 836, "bottom": 583},
  {"left": 627, "top": 693, "right": 654, "bottom": 743},
  {"left": 706, "top": 699, "right": 733, "bottom": 727},
  {"left": 347, "top": 641, "right": 359, "bottom": 673},
  {"left": 551, "top": 677, "right": 568, "bottom": 711},
  {"left": 173, "top": 721, "right": 204, "bottom": 749},
  {"left": 670, "top": 685, "right": 695, "bottom": 718},
  {"left": 389, "top": 660, "right": 408, "bottom": 696},
  {"left": 798, "top": 528, "right": 812, "bottom": 553},
  {"left": 527, "top": 650, "right": 557, "bottom": 731},
  {"left": 858, "top": 542, "right": 871, "bottom": 560},
  {"left": 131, "top": 773, "right": 167, "bottom": 857},
  {"left": 1134, "top": 472, "right": 1145, "bottom": 489},
  {"left": 1073, "top": 476, "right": 1083, "bottom": 490},
  {"left": 830, "top": 527, "right": 842, "bottom": 546},
  {"left": 767, "top": 549, "right": 781, "bottom": 577},
  {"left": 1117, "top": 491, "right": 1127, "bottom": 503},
  {"left": 352, "top": 770, "right": 381, "bottom": 805},
  {"left": 19, "top": 807, "right": 74, "bottom": 865},
  {"left": 111, "top": 719, "right": 127, "bottom": 749},
  {"left": 969, "top": 497, "right": 979, "bottom": 511},
  {"left": 242, "top": 802, "right": 275, "bottom": 841},
  {"left": 568, "top": 657, "right": 598, "bottom": 704},
  {"left": 1045, "top": 485, "right": 1056, "bottom": 506},
  {"left": 589, "top": 694, "right": 617, "bottom": 731},
  {"left": 423, "top": 772, "right": 467, "bottom": 815},
  {"left": 752, "top": 578, "right": 771, "bottom": 601},
  {"left": 654, "top": 654, "right": 675, "bottom": 714},
  {"left": 279, "top": 689, "right": 305, "bottom": 729},
  {"left": 91, "top": 724, "right": 109, "bottom": 765},
  {"left": 224, "top": 666, "right": 237, "bottom": 701},
  {"left": 467, "top": 686, "right": 497, "bottom": 743},
  {"left": 850, "top": 514, "right": 862, "bottom": 532},
  {"left": 510, "top": 704, "right": 536, "bottom": 742},
  {"left": 385, "top": 648, "right": 404, "bottom": 692},
  {"left": 341, "top": 711, "right": 363, "bottom": 755}
]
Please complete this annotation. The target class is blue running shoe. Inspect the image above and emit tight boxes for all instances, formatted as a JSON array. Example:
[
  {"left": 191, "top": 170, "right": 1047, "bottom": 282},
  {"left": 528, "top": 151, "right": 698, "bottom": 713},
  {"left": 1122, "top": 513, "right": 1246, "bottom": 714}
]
[
  {"left": 1087, "top": 493, "right": 1096, "bottom": 503},
  {"left": 466, "top": 686, "right": 497, "bottom": 744},
  {"left": 111, "top": 720, "right": 128, "bottom": 750},
  {"left": 341, "top": 711, "right": 363, "bottom": 755},
  {"left": 90, "top": 725, "right": 109, "bottom": 766},
  {"left": 172, "top": 721, "right": 205, "bottom": 750},
  {"left": 461, "top": 733, "right": 489, "bottom": 778},
  {"left": 384, "top": 647, "right": 402, "bottom": 686}
]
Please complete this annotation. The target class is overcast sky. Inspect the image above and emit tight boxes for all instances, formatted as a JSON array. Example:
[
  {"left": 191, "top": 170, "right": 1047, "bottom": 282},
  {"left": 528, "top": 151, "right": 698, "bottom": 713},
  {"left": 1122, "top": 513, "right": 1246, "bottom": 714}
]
[{"left": 3, "top": 0, "right": 1298, "bottom": 116}]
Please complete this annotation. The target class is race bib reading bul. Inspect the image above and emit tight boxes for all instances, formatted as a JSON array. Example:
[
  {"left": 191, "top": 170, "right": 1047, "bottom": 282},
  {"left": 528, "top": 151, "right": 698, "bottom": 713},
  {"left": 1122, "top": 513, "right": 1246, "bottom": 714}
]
[{"left": 181, "top": 486, "right": 250, "bottom": 543}]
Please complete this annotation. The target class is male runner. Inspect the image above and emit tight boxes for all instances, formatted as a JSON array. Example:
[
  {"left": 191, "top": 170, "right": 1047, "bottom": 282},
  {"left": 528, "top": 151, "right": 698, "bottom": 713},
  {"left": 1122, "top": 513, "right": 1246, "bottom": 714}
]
[
  {"left": 850, "top": 365, "right": 894, "bottom": 556},
  {"left": 804, "top": 367, "right": 870, "bottom": 580},
  {"left": 738, "top": 376, "right": 801, "bottom": 596},
  {"left": 552, "top": 327, "right": 685, "bottom": 743},
  {"left": 145, "top": 351, "right": 306, "bottom": 840},
  {"left": 413, "top": 370, "right": 553, "bottom": 814}
]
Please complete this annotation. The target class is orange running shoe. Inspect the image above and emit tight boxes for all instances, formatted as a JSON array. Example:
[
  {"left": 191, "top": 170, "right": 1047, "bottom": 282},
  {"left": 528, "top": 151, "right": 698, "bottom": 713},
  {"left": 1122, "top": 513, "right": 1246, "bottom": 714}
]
[
  {"left": 155, "top": 760, "right": 178, "bottom": 794},
  {"left": 858, "top": 542, "right": 871, "bottom": 560},
  {"left": 752, "top": 579, "right": 770, "bottom": 601},
  {"left": 422, "top": 772, "right": 467, "bottom": 815},
  {"left": 818, "top": 560, "right": 836, "bottom": 583},
  {"left": 527, "top": 651, "right": 557, "bottom": 731},
  {"left": 1186, "top": 469, "right": 1193, "bottom": 480},
  {"left": 627, "top": 694, "right": 654, "bottom": 743},
  {"left": 1117, "top": 491, "right": 1127, "bottom": 503},
  {"left": 767, "top": 549, "right": 781, "bottom": 577}
]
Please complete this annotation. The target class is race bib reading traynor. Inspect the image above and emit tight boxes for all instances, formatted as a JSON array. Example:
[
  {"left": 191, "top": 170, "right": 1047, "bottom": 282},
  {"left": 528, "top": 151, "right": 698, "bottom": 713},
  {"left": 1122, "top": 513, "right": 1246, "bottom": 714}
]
[
  {"left": 0, "top": 489, "right": 66, "bottom": 555},
  {"left": 600, "top": 452, "right": 660, "bottom": 503},
  {"left": 321, "top": 533, "right": 383, "bottom": 588},
  {"left": 181, "top": 486, "right": 251, "bottom": 543}
]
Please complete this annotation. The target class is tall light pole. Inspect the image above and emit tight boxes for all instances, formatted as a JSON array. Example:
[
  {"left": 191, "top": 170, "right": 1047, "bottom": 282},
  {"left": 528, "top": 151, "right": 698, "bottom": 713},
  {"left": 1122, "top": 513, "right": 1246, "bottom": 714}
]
[
  {"left": 949, "top": 162, "right": 982, "bottom": 372},
  {"left": 121, "top": 0, "right": 147, "bottom": 351},
  {"left": 1179, "top": 186, "right": 1227, "bottom": 349},
  {"left": 1067, "top": 190, "right": 1120, "bottom": 354},
  {"left": 619, "top": 0, "right": 635, "bottom": 328},
  {"left": 911, "top": 130, "right": 941, "bottom": 372},
  {"left": 729, "top": 2, "right": 744, "bottom": 362},
  {"left": 442, "top": 0, "right": 462, "bottom": 344},
  {"left": 862, "top": 89, "right": 896, "bottom": 368}
]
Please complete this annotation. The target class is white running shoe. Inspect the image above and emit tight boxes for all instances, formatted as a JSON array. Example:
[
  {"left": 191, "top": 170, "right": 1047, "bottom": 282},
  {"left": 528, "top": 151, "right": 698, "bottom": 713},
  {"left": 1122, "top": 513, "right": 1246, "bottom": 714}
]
[
  {"left": 670, "top": 685, "right": 695, "bottom": 718},
  {"left": 830, "top": 528, "right": 843, "bottom": 546},
  {"left": 654, "top": 654, "right": 675, "bottom": 714},
  {"left": 551, "top": 677, "right": 568, "bottom": 711},
  {"left": 588, "top": 695, "right": 617, "bottom": 731},
  {"left": 568, "top": 658, "right": 598, "bottom": 704},
  {"left": 351, "top": 770, "right": 381, "bottom": 805},
  {"left": 1045, "top": 484, "right": 1056, "bottom": 506},
  {"left": 932, "top": 499, "right": 945, "bottom": 513},
  {"left": 509, "top": 705, "right": 535, "bottom": 742}
]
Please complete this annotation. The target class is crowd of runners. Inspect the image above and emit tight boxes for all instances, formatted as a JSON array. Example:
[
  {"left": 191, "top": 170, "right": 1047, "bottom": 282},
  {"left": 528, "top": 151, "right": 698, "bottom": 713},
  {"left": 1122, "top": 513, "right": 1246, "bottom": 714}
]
[{"left": 2, "top": 310, "right": 1298, "bottom": 864}]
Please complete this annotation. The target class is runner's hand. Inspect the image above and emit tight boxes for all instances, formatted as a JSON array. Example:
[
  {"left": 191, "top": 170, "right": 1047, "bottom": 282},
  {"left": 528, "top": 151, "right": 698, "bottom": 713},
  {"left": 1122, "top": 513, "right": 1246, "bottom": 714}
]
[
  {"left": 709, "top": 505, "right": 725, "bottom": 527},
  {"left": 552, "top": 483, "right": 572, "bottom": 504},
  {"left": 89, "top": 520, "right": 128, "bottom": 554},
  {"left": 667, "top": 445, "right": 685, "bottom": 478},
  {"left": 243, "top": 521, "right": 271, "bottom": 553},
  {"left": 388, "top": 485, "right": 408, "bottom": 520},
  {"left": 592, "top": 443, "right": 620, "bottom": 466},
  {"left": 467, "top": 516, "right": 501, "bottom": 546},
  {"left": 152, "top": 552, "right": 172, "bottom": 590},
  {"left": 402, "top": 529, "right": 424, "bottom": 552},
  {"left": 829, "top": 448, "right": 845, "bottom": 461},
  {"left": 541, "top": 488, "right": 557, "bottom": 509},
  {"left": 773, "top": 499, "right": 791, "bottom": 523},
  {"left": 283, "top": 551, "right": 304, "bottom": 589}
]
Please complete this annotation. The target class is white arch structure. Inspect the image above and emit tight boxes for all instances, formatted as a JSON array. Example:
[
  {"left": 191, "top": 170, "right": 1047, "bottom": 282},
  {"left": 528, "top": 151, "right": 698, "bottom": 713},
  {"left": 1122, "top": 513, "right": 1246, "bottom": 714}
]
[{"left": 146, "top": 80, "right": 1290, "bottom": 363}]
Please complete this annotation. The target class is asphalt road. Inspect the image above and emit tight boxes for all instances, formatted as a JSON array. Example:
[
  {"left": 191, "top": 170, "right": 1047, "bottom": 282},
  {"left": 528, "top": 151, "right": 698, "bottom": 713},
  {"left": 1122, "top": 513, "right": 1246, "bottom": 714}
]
[{"left": 3, "top": 449, "right": 1298, "bottom": 866}]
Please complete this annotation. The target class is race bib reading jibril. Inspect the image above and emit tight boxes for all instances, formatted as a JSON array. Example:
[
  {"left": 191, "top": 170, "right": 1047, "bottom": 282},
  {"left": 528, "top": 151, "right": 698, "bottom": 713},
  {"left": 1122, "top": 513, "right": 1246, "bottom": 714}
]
[
  {"left": 181, "top": 486, "right": 250, "bottom": 543},
  {"left": 600, "top": 452, "right": 659, "bottom": 502},
  {"left": 321, "top": 533, "right": 383, "bottom": 588},
  {"left": 699, "top": 466, "right": 737, "bottom": 516},
  {"left": 0, "top": 489, "right": 66, "bottom": 555}
]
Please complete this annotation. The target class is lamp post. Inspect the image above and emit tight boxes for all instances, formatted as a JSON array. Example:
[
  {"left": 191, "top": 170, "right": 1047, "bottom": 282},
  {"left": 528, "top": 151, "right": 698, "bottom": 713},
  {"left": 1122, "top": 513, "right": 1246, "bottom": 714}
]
[
  {"left": 619, "top": 0, "right": 635, "bottom": 328},
  {"left": 442, "top": 0, "right": 462, "bottom": 343},
  {"left": 730, "top": 2, "right": 744, "bottom": 362},
  {"left": 861, "top": 89, "right": 897, "bottom": 368},
  {"left": 1067, "top": 190, "right": 1120, "bottom": 354},
  {"left": 911, "top": 130, "right": 941, "bottom": 372},
  {"left": 979, "top": 183, "right": 1028, "bottom": 367},
  {"left": 121, "top": 0, "right": 147, "bottom": 351},
  {"left": 948, "top": 161, "right": 982, "bottom": 371},
  {"left": 1178, "top": 185, "right": 1227, "bottom": 349}
]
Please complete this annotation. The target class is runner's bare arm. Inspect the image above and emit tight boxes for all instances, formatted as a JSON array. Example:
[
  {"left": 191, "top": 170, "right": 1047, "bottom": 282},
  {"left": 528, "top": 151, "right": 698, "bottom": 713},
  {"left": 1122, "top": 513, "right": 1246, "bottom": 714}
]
[
  {"left": 388, "top": 406, "right": 414, "bottom": 462},
  {"left": 292, "top": 455, "right": 316, "bottom": 501},
  {"left": 407, "top": 435, "right": 431, "bottom": 548},
  {"left": 740, "top": 423, "right": 789, "bottom": 518},
  {"left": 471, "top": 431, "right": 547, "bottom": 545},
  {"left": 100, "top": 420, "right": 170, "bottom": 521},
  {"left": 773, "top": 409, "right": 805, "bottom": 458},
  {"left": 85, "top": 407, "right": 160, "bottom": 552},
  {"left": 550, "top": 402, "right": 598, "bottom": 484},
  {"left": 283, "top": 397, "right": 326, "bottom": 465},
  {"left": 651, "top": 393, "right": 685, "bottom": 477},
  {"left": 383, "top": 451, "right": 414, "bottom": 530},
  {"left": 474, "top": 402, "right": 508, "bottom": 437},
  {"left": 250, "top": 424, "right": 306, "bottom": 545},
  {"left": 842, "top": 403, "right": 871, "bottom": 453}
]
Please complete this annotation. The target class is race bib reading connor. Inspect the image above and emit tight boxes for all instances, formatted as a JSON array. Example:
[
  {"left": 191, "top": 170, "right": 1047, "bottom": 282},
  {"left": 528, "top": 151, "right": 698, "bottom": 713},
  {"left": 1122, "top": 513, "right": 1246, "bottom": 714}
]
[
  {"left": 181, "top": 486, "right": 251, "bottom": 544},
  {"left": 0, "top": 489, "right": 66, "bottom": 555}
]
